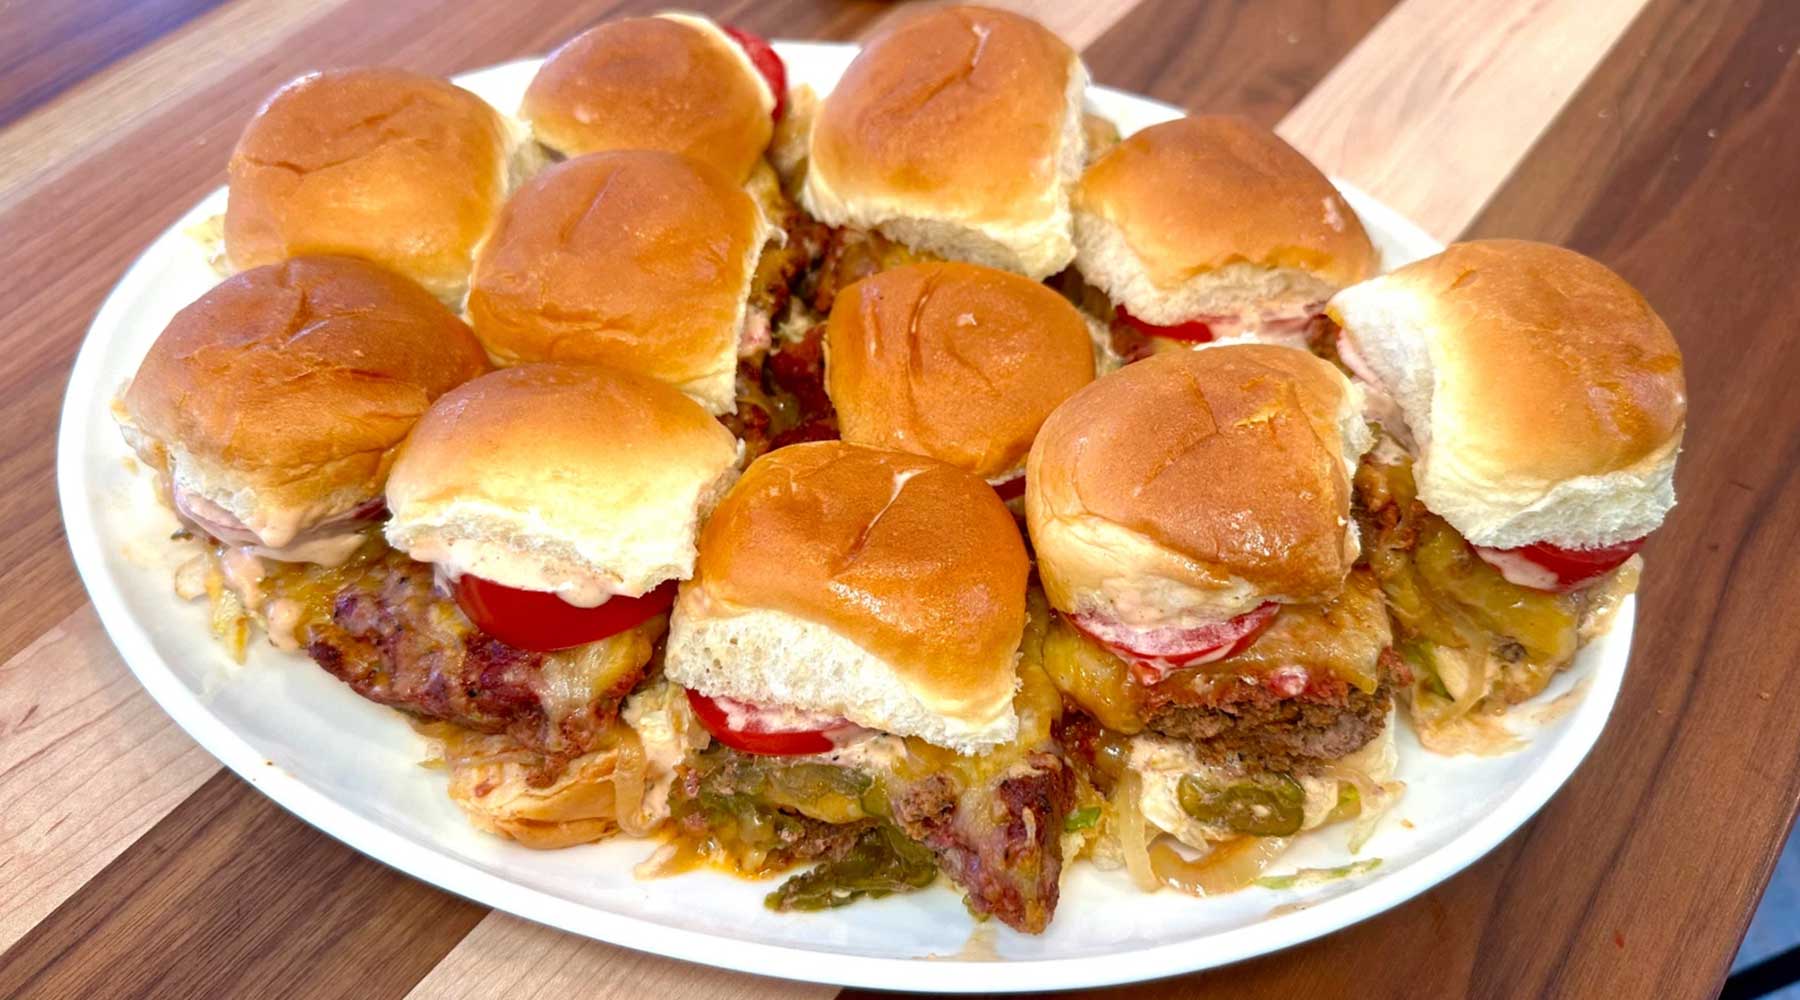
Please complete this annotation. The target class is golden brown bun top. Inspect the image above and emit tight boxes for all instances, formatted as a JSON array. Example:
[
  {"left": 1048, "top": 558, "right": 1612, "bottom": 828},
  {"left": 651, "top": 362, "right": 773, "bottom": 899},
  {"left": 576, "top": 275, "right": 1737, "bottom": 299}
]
[
  {"left": 689, "top": 441, "right": 1029, "bottom": 716},
  {"left": 1029, "top": 345, "right": 1359, "bottom": 604},
  {"left": 809, "top": 5, "right": 1077, "bottom": 225},
  {"left": 385, "top": 364, "right": 741, "bottom": 596},
  {"left": 521, "top": 15, "right": 773, "bottom": 182},
  {"left": 1337, "top": 239, "right": 1687, "bottom": 488},
  {"left": 123, "top": 256, "right": 488, "bottom": 504},
  {"left": 1076, "top": 115, "right": 1377, "bottom": 289},
  {"left": 466, "top": 150, "right": 762, "bottom": 410},
  {"left": 224, "top": 68, "right": 511, "bottom": 298},
  {"left": 824, "top": 262, "right": 1096, "bottom": 479}
]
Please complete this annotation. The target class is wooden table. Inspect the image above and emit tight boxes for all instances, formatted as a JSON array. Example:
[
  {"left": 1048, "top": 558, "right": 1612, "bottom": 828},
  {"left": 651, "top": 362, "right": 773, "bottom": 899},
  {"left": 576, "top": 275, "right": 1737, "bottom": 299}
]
[{"left": 1, "top": 0, "right": 1793, "bottom": 996}]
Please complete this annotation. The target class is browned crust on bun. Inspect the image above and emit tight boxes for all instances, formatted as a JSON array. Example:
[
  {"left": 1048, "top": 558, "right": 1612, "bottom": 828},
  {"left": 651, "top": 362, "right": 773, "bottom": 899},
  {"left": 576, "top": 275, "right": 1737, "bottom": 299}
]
[
  {"left": 1344, "top": 238, "right": 1686, "bottom": 486},
  {"left": 1076, "top": 115, "right": 1377, "bottom": 290},
  {"left": 1028, "top": 345, "right": 1362, "bottom": 610},
  {"left": 225, "top": 68, "right": 512, "bottom": 297},
  {"left": 521, "top": 15, "right": 773, "bottom": 182},
  {"left": 824, "top": 261, "right": 1096, "bottom": 479},
  {"left": 805, "top": 5, "right": 1080, "bottom": 262},
  {"left": 466, "top": 150, "right": 762, "bottom": 412},
  {"left": 122, "top": 256, "right": 488, "bottom": 512},
  {"left": 688, "top": 441, "right": 1029, "bottom": 718}
]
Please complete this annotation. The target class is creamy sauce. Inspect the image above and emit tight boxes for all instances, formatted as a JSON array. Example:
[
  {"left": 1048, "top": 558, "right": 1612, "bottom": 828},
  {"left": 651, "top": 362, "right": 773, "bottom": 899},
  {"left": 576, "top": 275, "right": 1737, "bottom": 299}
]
[
  {"left": 1471, "top": 546, "right": 1563, "bottom": 590},
  {"left": 172, "top": 481, "right": 370, "bottom": 566},
  {"left": 1128, "top": 736, "right": 1347, "bottom": 851},
  {"left": 410, "top": 536, "right": 624, "bottom": 608},
  {"left": 622, "top": 680, "right": 712, "bottom": 830},
  {"left": 1335, "top": 332, "right": 1417, "bottom": 451}
]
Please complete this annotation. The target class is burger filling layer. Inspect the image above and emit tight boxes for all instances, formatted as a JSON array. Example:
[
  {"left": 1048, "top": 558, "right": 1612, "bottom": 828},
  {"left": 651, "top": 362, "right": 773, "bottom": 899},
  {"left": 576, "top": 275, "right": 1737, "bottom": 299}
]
[
  {"left": 1354, "top": 442, "right": 1643, "bottom": 748},
  {"left": 660, "top": 595, "right": 1079, "bottom": 934}
]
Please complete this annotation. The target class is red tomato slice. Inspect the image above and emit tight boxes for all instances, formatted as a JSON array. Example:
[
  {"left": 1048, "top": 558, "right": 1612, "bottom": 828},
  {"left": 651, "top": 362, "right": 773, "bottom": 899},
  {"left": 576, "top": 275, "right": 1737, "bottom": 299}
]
[
  {"left": 723, "top": 25, "right": 787, "bottom": 120},
  {"left": 1472, "top": 537, "right": 1647, "bottom": 592},
  {"left": 685, "top": 690, "right": 860, "bottom": 756},
  {"left": 991, "top": 474, "right": 1026, "bottom": 502},
  {"left": 1070, "top": 602, "right": 1280, "bottom": 685},
  {"left": 1115, "top": 305, "right": 1215, "bottom": 344},
  {"left": 452, "top": 576, "right": 675, "bottom": 652}
]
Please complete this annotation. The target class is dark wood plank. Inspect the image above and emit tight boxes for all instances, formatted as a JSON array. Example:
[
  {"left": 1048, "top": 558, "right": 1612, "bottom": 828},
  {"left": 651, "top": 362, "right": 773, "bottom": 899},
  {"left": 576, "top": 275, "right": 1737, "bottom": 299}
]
[
  {"left": 0, "top": 0, "right": 887, "bottom": 666},
  {"left": 0, "top": 0, "right": 232, "bottom": 128},
  {"left": 1081, "top": 0, "right": 1399, "bottom": 125},
  {"left": 0, "top": 770, "right": 489, "bottom": 999}
]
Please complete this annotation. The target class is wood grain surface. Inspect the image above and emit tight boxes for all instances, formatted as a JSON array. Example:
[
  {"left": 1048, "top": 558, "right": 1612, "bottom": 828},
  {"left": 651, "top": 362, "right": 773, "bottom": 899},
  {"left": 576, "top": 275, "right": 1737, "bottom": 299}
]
[{"left": 1, "top": 1, "right": 1792, "bottom": 998}]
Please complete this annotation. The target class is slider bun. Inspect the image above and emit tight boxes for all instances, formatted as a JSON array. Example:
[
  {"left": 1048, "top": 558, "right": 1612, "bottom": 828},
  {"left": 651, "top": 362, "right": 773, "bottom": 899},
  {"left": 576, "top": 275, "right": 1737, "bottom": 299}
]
[
  {"left": 1074, "top": 115, "right": 1377, "bottom": 324},
  {"left": 824, "top": 261, "right": 1096, "bottom": 480},
  {"left": 119, "top": 256, "right": 487, "bottom": 547},
  {"left": 467, "top": 150, "right": 765, "bottom": 415},
  {"left": 521, "top": 14, "right": 774, "bottom": 182},
  {"left": 665, "top": 442, "right": 1030, "bottom": 752},
  {"left": 385, "top": 364, "right": 742, "bottom": 599},
  {"left": 1027, "top": 345, "right": 1372, "bottom": 626},
  {"left": 225, "top": 67, "right": 520, "bottom": 304},
  {"left": 1328, "top": 239, "right": 1686, "bottom": 548},
  {"left": 801, "top": 5, "right": 1086, "bottom": 279}
]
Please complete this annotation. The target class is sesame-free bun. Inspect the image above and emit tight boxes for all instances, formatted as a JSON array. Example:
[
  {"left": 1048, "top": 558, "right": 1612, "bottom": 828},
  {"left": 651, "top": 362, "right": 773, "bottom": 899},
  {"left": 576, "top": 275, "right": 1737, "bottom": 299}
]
[
  {"left": 824, "top": 261, "right": 1096, "bottom": 480},
  {"left": 385, "top": 364, "right": 742, "bottom": 603},
  {"left": 1328, "top": 239, "right": 1687, "bottom": 549},
  {"left": 118, "top": 256, "right": 488, "bottom": 551},
  {"left": 466, "top": 150, "right": 767, "bottom": 415},
  {"left": 521, "top": 13, "right": 774, "bottom": 182},
  {"left": 1073, "top": 115, "right": 1377, "bottom": 325},
  {"left": 665, "top": 442, "right": 1030, "bottom": 752},
  {"left": 225, "top": 67, "right": 523, "bottom": 304},
  {"left": 1027, "top": 345, "right": 1372, "bottom": 627},
  {"left": 801, "top": 5, "right": 1087, "bottom": 280}
]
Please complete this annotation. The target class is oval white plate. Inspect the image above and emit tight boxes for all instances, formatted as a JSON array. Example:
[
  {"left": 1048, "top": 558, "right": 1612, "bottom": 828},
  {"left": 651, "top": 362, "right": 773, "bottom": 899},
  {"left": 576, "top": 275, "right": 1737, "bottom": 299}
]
[{"left": 57, "top": 43, "right": 1631, "bottom": 994}]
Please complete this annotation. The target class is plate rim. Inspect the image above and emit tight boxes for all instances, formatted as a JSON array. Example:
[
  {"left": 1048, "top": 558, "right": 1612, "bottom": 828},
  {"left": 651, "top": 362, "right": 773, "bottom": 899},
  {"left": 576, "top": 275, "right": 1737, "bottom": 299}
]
[{"left": 54, "top": 45, "right": 1626, "bottom": 994}]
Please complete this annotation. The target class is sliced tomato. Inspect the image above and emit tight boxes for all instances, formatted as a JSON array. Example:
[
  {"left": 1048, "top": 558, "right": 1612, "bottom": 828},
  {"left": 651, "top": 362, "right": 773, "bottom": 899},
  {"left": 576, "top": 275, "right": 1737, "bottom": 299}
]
[
  {"left": 1115, "top": 305, "right": 1215, "bottom": 344},
  {"left": 685, "top": 690, "right": 860, "bottom": 756},
  {"left": 1472, "top": 537, "right": 1647, "bottom": 593},
  {"left": 452, "top": 576, "right": 675, "bottom": 652},
  {"left": 723, "top": 25, "right": 787, "bottom": 119},
  {"left": 991, "top": 474, "right": 1027, "bottom": 502},
  {"left": 1070, "top": 602, "right": 1281, "bottom": 685}
]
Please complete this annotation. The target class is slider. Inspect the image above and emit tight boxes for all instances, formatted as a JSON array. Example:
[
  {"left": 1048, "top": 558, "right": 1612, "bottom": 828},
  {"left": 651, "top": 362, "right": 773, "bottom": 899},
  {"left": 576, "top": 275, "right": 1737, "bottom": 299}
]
[
  {"left": 1072, "top": 115, "right": 1377, "bottom": 360},
  {"left": 823, "top": 260, "right": 1097, "bottom": 502},
  {"left": 467, "top": 150, "right": 773, "bottom": 415},
  {"left": 1327, "top": 239, "right": 1686, "bottom": 745},
  {"left": 662, "top": 441, "right": 1076, "bottom": 932},
  {"left": 802, "top": 5, "right": 1089, "bottom": 286},
  {"left": 225, "top": 67, "right": 536, "bottom": 305},
  {"left": 522, "top": 13, "right": 785, "bottom": 184},
  {"left": 304, "top": 363, "right": 742, "bottom": 846},
  {"left": 115, "top": 256, "right": 488, "bottom": 651},
  {"left": 1028, "top": 345, "right": 1402, "bottom": 892}
]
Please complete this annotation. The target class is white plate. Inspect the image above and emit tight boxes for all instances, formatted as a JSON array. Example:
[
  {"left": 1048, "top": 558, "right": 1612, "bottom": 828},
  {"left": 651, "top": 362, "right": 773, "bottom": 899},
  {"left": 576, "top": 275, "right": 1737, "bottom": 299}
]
[{"left": 57, "top": 43, "right": 1631, "bottom": 994}]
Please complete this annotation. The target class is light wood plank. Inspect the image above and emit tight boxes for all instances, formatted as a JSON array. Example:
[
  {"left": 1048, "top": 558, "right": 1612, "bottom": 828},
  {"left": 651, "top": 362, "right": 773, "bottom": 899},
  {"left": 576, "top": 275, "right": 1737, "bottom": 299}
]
[
  {"left": 1277, "top": 0, "right": 1655, "bottom": 241},
  {"left": 0, "top": 605, "right": 216, "bottom": 951},
  {"left": 864, "top": 0, "right": 1147, "bottom": 50},
  {"left": 405, "top": 913, "right": 839, "bottom": 1000}
]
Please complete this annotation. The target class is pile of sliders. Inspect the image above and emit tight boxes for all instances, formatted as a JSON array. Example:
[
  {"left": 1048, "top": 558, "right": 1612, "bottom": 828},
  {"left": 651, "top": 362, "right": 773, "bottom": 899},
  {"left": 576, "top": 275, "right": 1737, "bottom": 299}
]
[{"left": 113, "top": 7, "right": 1686, "bottom": 933}]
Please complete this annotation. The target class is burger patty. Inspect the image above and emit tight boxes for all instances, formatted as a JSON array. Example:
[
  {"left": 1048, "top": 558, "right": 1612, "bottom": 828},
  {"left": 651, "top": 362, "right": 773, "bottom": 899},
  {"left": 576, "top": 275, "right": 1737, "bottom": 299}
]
[
  {"left": 1144, "top": 658, "right": 1402, "bottom": 773},
  {"left": 304, "top": 554, "right": 648, "bottom": 779},
  {"left": 891, "top": 750, "right": 1075, "bottom": 934}
]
